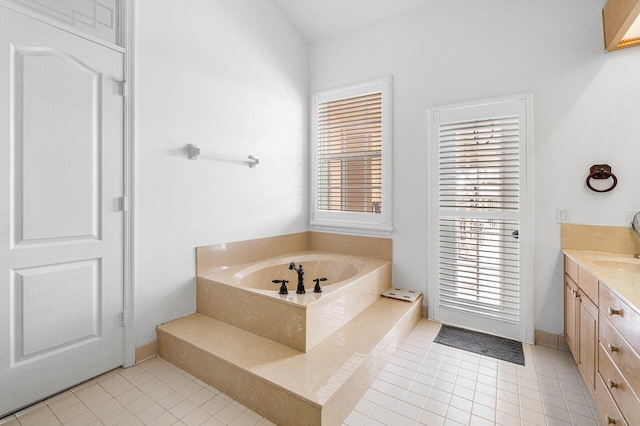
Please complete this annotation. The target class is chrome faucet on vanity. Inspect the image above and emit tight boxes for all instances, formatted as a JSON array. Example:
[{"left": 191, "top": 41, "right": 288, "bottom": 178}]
[{"left": 289, "top": 262, "right": 305, "bottom": 294}]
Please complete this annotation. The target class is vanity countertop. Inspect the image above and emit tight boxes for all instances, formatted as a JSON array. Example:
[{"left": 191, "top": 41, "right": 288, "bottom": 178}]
[{"left": 563, "top": 249, "right": 640, "bottom": 312}]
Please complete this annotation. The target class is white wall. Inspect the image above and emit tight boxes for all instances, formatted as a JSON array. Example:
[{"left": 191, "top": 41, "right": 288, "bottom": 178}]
[
  {"left": 310, "top": 0, "right": 640, "bottom": 334},
  {"left": 134, "top": 0, "right": 309, "bottom": 346}
]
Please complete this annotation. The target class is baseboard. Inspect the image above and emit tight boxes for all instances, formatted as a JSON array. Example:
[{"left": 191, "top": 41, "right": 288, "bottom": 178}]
[
  {"left": 135, "top": 340, "right": 157, "bottom": 363},
  {"left": 535, "top": 330, "right": 569, "bottom": 350}
]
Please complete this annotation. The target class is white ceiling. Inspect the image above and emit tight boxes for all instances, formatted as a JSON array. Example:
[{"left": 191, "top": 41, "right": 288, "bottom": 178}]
[{"left": 275, "top": 0, "right": 434, "bottom": 42}]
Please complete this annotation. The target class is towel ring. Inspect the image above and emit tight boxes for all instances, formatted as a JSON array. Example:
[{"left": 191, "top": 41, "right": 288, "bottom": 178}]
[{"left": 586, "top": 164, "right": 617, "bottom": 193}]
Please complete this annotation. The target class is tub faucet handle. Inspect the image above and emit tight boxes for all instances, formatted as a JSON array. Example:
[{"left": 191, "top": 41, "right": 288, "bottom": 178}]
[
  {"left": 313, "top": 277, "right": 327, "bottom": 293},
  {"left": 272, "top": 279, "right": 289, "bottom": 295}
]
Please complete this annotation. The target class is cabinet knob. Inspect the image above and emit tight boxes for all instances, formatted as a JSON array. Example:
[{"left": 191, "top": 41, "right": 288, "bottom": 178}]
[
  {"left": 608, "top": 379, "right": 619, "bottom": 389},
  {"left": 608, "top": 344, "right": 619, "bottom": 353},
  {"left": 608, "top": 307, "right": 621, "bottom": 316},
  {"left": 605, "top": 414, "right": 617, "bottom": 424}
]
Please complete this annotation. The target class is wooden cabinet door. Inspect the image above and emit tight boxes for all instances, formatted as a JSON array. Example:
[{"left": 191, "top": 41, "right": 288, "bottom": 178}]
[
  {"left": 578, "top": 292, "right": 598, "bottom": 393},
  {"left": 565, "top": 275, "right": 578, "bottom": 359}
]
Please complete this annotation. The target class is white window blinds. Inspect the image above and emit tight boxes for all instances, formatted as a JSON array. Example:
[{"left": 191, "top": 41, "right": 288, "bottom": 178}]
[
  {"left": 438, "top": 118, "right": 520, "bottom": 211},
  {"left": 317, "top": 92, "right": 383, "bottom": 214},
  {"left": 311, "top": 77, "right": 392, "bottom": 234},
  {"left": 438, "top": 114, "right": 522, "bottom": 324}
]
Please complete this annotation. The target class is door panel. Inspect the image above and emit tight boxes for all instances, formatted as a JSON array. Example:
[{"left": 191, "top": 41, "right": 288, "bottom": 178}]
[
  {"left": 15, "top": 48, "right": 100, "bottom": 243},
  {"left": 0, "top": 6, "right": 124, "bottom": 416},
  {"left": 430, "top": 96, "right": 532, "bottom": 342}
]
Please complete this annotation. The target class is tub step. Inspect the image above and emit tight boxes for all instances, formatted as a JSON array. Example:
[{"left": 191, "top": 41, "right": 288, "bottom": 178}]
[{"left": 157, "top": 295, "right": 422, "bottom": 426}]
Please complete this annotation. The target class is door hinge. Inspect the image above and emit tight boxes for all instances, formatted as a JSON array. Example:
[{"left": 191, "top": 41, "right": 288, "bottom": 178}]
[
  {"left": 119, "top": 196, "right": 127, "bottom": 212},
  {"left": 122, "top": 311, "right": 128, "bottom": 327},
  {"left": 116, "top": 80, "right": 127, "bottom": 96}
]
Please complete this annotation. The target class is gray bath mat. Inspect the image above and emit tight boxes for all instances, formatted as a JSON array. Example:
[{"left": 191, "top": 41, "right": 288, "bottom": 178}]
[{"left": 434, "top": 325, "right": 525, "bottom": 366}]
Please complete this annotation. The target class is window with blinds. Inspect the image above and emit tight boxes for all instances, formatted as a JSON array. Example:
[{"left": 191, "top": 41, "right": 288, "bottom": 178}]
[
  {"left": 311, "top": 78, "right": 392, "bottom": 232},
  {"left": 317, "top": 92, "right": 382, "bottom": 214},
  {"left": 437, "top": 113, "right": 522, "bottom": 324}
]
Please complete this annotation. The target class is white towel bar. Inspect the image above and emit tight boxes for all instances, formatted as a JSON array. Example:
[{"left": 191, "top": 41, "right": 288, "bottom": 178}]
[{"left": 186, "top": 143, "right": 259, "bottom": 168}]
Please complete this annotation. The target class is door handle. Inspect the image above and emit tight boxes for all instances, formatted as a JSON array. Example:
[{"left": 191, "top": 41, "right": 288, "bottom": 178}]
[{"left": 512, "top": 230, "right": 519, "bottom": 240}]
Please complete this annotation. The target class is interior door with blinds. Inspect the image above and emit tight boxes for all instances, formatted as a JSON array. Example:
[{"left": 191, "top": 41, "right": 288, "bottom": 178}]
[{"left": 429, "top": 95, "right": 532, "bottom": 343}]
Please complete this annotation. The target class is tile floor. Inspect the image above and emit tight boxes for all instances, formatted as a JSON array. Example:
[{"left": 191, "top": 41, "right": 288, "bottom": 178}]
[{"left": 0, "top": 320, "right": 602, "bottom": 426}]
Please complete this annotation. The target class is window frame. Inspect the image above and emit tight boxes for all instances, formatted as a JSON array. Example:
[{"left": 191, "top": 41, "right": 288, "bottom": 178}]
[{"left": 310, "top": 77, "right": 393, "bottom": 235}]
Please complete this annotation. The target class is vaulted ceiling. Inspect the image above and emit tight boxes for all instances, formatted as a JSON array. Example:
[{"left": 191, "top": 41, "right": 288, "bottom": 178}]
[{"left": 275, "top": 0, "right": 434, "bottom": 42}]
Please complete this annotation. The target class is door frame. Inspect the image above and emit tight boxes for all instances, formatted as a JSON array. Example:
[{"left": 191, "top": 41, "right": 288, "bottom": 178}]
[
  {"left": 426, "top": 94, "right": 534, "bottom": 344},
  {"left": 0, "top": 0, "right": 136, "bottom": 367}
]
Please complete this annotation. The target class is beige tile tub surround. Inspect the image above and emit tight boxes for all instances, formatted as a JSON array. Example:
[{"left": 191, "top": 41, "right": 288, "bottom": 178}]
[
  {"left": 194, "top": 232, "right": 394, "bottom": 353},
  {"left": 158, "top": 295, "right": 423, "bottom": 426},
  {"left": 308, "top": 232, "right": 392, "bottom": 261},
  {"left": 196, "top": 231, "right": 392, "bottom": 275},
  {"left": 196, "top": 232, "right": 310, "bottom": 275},
  {"left": 561, "top": 223, "right": 640, "bottom": 254},
  {"left": 197, "top": 253, "right": 392, "bottom": 352}
]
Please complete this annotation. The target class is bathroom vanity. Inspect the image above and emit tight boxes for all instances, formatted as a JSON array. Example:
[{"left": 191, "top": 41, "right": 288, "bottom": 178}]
[{"left": 563, "top": 250, "right": 640, "bottom": 426}]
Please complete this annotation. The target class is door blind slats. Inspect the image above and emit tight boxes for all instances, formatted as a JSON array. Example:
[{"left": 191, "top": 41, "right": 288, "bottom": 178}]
[
  {"left": 317, "top": 91, "right": 382, "bottom": 214},
  {"left": 437, "top": 112, "right": 521, "bottom": 324}
]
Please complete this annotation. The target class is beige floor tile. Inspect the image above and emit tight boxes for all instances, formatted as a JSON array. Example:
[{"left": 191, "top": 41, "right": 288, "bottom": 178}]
[
  {"left": 81, "top": 389, "right": 112, "bottom": 409},
  {"left": 16, "top": 403, "right": 55, "bottom": 426},
  {"left": 200, "top": 417, "right": 226, "bottom": 426},
  {"left": 157, "top": 390, "right": 185, "bottom": 410},
  {"left": 147, "top": 384, "right": 173, "bottom": 402},
  {"left": 181, "top": 407, "right": 213, "bottom": 426},
  {"left": 0, "top": 320, "right": 604, "bottom": 426},
  {"left": 118, "top": 365, "right": 145, "bottom": 381},
  {"left": 46, "top": 392, "right": 80, "bottom": 413},
  {"left": 135, "top": 377, "right": 162, "bottom": 393},
  {"left": 201, "top": 395, "right": 230, "bottom": 416},
  {"left": 127, "top": 372, "right": 154, "bottom": 387},
  {"left": 100, "top": 406, "right": 132, "bottom": 426},
  {"left": 62, "top": 410, "right": 99, "bottom": 426},
  {"left": 178, "top": 381, "right": 205, "bottom": 398},
  {"left": 106, "top": 380, "right": 135, "bottom": 398},
  {"left": 124, "top": 395, "right": 155, "bottom": 415},
  {"left": 54, "top": 402, "right": 88, "bottom": 423},
  {"left": 148, "top": 411, "right": 178, "bottom": 426},
  {"left": 115, "top": 387, "right": 144, "bottom": 405},
  {"left": 134, "top": 402, "right": 165, "bottom": 424},
  {"left": 0, "top": 416, "right": 19, "bottom": 426},
  {"left": 188, "top": 388, "right": 216, "bottom": 406},
  {"left": 214, "top": 404, "right": 243, "bottom": 424},
  {"left": 90, "top": 398, "right": 122, "bottom": 419},
  {"left": 169, "top": 399, "right": 198, "bottom": 419}
]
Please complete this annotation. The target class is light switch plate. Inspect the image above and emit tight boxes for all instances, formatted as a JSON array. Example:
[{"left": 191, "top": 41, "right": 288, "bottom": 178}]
[
  {"left": 556, "top": 208, "right": 570, "bottom": 224},
  {"left": 627, "top": 210, "right": 640, "bottom": 224}
]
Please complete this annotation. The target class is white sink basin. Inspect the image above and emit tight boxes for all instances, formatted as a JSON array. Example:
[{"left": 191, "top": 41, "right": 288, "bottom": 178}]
[{"left": 593, "top": 260, "right": 640, "bottom": 274}]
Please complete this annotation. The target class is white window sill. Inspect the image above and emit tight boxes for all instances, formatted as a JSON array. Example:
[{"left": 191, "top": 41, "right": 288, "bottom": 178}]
[{"left": 309, "top": 220, "right": 393, "bottom": 237}]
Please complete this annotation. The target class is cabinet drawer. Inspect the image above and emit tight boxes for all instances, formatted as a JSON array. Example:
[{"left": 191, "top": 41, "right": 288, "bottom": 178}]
[
  {"left": 599, "top": 344, "right": 640, "bottom": 426},
  {"left": 600, "top": 313, "right": 640, "bottom": 398},
  {"left": 565, "top": 255, "right": 578, "bottom": 283},
  {"left": 578, "top": 266, "right": 598, "bottom": 305},
  {"left": 597, "top": 373, "right": 628, "bottom": 426},
  {"left": 599, "top": 283, "right": 640, "bottom": 355}
]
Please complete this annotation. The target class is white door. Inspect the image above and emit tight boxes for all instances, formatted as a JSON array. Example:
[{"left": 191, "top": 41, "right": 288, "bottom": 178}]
[
  {"left": 429, "top": 95, "right": 532, "bottom": 343},
  {"left": 0, "top": 6, "right": 125, "bottom": 416}
]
